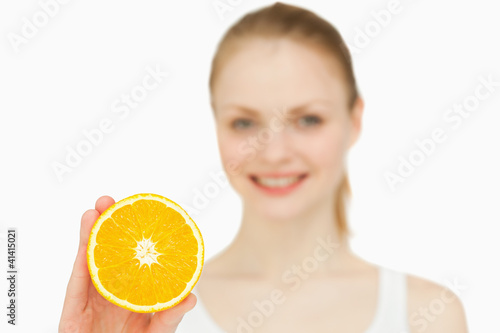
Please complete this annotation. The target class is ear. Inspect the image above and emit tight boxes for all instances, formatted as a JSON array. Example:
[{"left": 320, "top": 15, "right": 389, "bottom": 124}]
[{"left": 348, "top": 97, "right": 364, "bottom": 148}]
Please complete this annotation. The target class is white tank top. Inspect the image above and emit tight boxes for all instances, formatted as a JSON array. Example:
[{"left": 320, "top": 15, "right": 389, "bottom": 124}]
[{"left": 176, "top": 266, "right": 410, "bottom": 333}]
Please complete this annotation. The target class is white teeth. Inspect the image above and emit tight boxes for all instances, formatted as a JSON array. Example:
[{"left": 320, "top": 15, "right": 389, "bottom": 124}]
[{"left": 255, "top": 176, "right": 303, "bottom": 188}]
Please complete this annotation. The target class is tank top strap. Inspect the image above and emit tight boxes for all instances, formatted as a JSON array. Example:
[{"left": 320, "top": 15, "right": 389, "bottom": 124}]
[{"left": 365, "top": 266, "right": 411, "bottom": 333}]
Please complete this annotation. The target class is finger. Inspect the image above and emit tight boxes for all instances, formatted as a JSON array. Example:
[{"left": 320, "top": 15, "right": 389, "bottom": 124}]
[
  {"left": 68, "top": 198, "right": 113, "bottom": 301},
  {"left": 79, "top": 209, "right": 100, "bottom": 250},
  {"left": 95, "top": 195, "right": 115, "bottom": 215},
  {"left": 60, "top": 209, "right": 100, "bottom": 320},
  {"left": 60, "top": 198, "right": 115, "bottom": 324},
  {"left": 61, "top": 247, "right": 90, "bottom": 314},
  {"left": 71, "top": 200, "right": 112, "bottom": 299},
  {"left": 148, "top": 293, "right": 197, "bottom": 332}
]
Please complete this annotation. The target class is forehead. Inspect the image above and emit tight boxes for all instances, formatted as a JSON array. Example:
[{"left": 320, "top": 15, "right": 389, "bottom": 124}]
[{"left": 212, "top": 37, "right": 348, "bottom": 115}]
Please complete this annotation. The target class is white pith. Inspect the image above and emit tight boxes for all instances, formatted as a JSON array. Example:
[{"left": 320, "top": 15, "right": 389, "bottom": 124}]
[{"left": 134, "top": 238, "right": 160, "bottom": 266}]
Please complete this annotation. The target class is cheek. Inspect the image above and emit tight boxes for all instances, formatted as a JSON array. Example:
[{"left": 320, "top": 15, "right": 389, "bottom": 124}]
[
  {"left": 305, "top": 128, "right": 348, "bottom": 172},
  {"left": 217, "top": 130, "right": 249, "bottom": 177}
]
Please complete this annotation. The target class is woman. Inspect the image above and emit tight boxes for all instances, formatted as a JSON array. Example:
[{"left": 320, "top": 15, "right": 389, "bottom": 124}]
[{"left": 59, "top": 2, "right": 468, "bottom": 332}]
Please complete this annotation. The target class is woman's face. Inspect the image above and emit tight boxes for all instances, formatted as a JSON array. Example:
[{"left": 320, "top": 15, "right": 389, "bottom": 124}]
[{"left": 211, "top": 37, "right": 363, "bottom": 220}]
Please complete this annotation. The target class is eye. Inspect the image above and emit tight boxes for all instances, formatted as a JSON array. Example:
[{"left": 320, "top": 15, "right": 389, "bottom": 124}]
[
  {"left": 298, "top": 115, "right": 322, "bottom": 127},
  {"left": 231, "top": 118, "right": 253, "bottom": 130}
]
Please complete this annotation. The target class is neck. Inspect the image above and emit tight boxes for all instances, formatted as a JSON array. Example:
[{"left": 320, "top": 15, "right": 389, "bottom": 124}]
[{"left": 214, "top": 195, "right": 357, "bottom": 286}]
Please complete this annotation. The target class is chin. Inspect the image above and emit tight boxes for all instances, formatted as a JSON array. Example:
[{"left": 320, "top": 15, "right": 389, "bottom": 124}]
[{"left": 252, "top": 200, "right": 308, "bottom": 221}]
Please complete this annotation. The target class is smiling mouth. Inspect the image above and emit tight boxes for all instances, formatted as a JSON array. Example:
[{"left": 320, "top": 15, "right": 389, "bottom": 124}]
[{"left": 250, "top": 174, "right": 307, "bottom": 188}]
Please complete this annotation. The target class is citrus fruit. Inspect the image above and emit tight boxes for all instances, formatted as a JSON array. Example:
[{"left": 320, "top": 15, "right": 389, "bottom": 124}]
[{"left": 87, "top": 193, "right": 204, "bottom": 313}]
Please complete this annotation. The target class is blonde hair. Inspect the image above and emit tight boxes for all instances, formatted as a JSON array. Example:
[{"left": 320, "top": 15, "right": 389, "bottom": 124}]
[{"left": 209, "top": 2, "right": 359, "bottom": 241}]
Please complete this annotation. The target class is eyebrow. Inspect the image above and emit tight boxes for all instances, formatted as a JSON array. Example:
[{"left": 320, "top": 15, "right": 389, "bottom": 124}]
[{"left": 221, "top": 100, "right": 331, "bottom": 117}]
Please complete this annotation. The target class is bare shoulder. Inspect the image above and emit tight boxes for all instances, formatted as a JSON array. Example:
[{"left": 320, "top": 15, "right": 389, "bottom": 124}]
[{"left": 406, "top": 273, "right": 469, "bottom": 333}]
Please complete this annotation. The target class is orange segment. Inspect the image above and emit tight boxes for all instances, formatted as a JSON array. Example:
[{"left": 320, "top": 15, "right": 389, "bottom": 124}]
[
  {"left": 96, "top": 217, "right": 137, "bottom": 248},
  {"left": 98, "top": 259, "right": 141, "bottom": 300},
  {"left": 94, "top": 244, "right": 137, "bottom": 268},
  {"left": 110, "top": 204, "right": 142, "bottom": 241},
  {"left": 150, "top": 207, "right": 187, "bottom": 243},
  {"left": 157, "top": 254, "right": 198, "bottom": 282},
  {"left": 155, "top": 224, "right": 199, "bottom": 256},
  {"left": 150, "top": 262, "right": 179, "bottom": 302},
  {"left": 127, "top": 265, "right": 157, "bottom": 306},
  {"left": 131, "top": 199, "right": 167, "bottom": 240},
  {"left": 87, "top": 193, "right": 204, "bottom": 313}
]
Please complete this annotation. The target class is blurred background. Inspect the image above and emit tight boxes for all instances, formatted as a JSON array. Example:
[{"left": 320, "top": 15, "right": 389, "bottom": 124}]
[{"left": 1, "top": 0, "right": 499, "bottom": 331}]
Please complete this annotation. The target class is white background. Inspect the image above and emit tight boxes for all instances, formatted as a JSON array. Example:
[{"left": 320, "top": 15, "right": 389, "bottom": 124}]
[{"left": 1, "top": 0, "right": 499, "bottom": 332}]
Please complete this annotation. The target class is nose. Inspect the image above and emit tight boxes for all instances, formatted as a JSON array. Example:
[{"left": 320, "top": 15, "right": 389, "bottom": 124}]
[{"left": 257, "top": 124, "right": 294, "bottom": 163}]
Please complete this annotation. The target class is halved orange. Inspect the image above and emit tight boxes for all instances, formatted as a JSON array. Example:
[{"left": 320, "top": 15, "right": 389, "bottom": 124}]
[{"left": 87, "top": 193, "right": 204, "bottom": 313}]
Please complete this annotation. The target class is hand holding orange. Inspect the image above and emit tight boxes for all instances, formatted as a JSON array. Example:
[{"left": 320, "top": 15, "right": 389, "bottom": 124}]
[
  {"left": 59, "top": 195, "right": 202, "bottom": 332},
  {"left": 86, "top": 193, "right": 204, "bottom": 313}
]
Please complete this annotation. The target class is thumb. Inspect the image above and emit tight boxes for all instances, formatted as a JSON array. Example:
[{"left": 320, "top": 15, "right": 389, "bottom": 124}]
[{"left": 148, "top": 293, "right": 197, "bottom": 332}]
